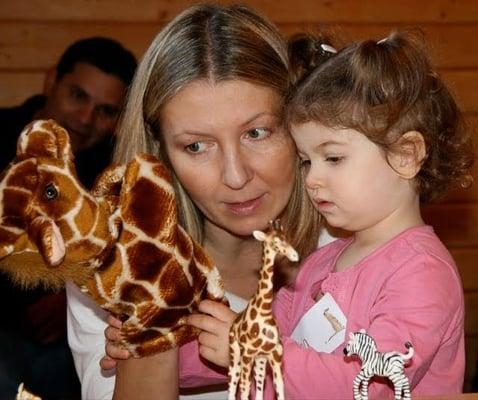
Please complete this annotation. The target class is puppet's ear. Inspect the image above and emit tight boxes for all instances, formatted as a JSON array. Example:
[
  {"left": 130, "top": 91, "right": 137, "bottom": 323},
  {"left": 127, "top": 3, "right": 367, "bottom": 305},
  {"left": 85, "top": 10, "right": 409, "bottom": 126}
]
[
  {"left": 92, "top": 164, "right": 125, "bottom": 197},
  {"left": 28, "top": 217, "right": 65, "bottom": 267},
  {"left": 17, "top": 119, "right": 74, "bottom": 163}
]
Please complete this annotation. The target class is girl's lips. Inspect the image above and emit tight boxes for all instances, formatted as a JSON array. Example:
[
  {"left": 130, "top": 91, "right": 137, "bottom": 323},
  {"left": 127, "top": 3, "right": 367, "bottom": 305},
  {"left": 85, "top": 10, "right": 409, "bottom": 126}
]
[
  {"left": 313, "top": 199, "right": 334, "bottom": 211},
  {"left": 224, "top": 195, "right": 264, "bottom": 216}
]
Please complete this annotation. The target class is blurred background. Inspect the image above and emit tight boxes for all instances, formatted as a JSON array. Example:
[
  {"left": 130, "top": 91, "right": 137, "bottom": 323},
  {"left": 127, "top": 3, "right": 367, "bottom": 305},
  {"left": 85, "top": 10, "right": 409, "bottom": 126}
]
[{"left": 0, "top": 0, "right": 476, "bottom": 392}]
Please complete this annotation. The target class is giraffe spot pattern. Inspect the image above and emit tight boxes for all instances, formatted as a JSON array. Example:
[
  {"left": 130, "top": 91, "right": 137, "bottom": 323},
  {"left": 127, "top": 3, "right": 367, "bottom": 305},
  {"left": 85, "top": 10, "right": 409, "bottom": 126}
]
[
  {"left": 120, "top": 282, "right": 154, "bottom": 303},
  {"left": 123, "top": 177, "right": 175, "bottom": 239},
  {"left": 127, "top": 241, "right": 170, "bottom": 283},
  {"left": 158, "top": 259, "right": 194, "bottom": 306}
]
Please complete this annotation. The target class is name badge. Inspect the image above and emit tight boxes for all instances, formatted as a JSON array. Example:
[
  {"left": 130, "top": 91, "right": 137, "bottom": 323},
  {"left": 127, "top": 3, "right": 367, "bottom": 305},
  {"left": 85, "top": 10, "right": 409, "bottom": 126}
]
[{"left": 291, "top": 292, "right": 347, "bottom": 353}]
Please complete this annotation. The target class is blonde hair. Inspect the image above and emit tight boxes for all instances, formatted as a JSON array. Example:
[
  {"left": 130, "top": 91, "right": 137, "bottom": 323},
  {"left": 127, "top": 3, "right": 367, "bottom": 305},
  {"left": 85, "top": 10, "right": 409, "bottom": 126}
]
[{"left": 114, "top": 4, "right": 320, "bottom": 262}]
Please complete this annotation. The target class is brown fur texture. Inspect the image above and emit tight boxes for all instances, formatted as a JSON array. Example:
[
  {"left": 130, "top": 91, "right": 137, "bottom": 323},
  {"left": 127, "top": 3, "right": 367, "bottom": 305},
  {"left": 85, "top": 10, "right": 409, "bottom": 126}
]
[{"left": 0, "top": 119, "right": 225, "bottom": 356}]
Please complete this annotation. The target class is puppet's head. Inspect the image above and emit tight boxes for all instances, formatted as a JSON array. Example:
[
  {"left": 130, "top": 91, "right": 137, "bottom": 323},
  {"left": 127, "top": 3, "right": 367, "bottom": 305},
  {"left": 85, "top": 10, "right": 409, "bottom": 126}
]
[{"left": 0, "top": 119, "right": 118, "bottom": 289}]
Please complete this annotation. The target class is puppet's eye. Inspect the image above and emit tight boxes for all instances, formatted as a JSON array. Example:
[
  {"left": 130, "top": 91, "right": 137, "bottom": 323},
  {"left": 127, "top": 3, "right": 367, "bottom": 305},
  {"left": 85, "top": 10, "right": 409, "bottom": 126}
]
[{"left": 44, "top": 183, "right": 58, "bottom": 200}]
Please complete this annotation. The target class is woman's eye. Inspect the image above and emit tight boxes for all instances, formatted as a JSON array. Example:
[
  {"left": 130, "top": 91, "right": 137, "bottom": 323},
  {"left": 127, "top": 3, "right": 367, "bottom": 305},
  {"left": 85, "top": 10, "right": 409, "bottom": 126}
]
[
  {"left": 185, "top": 141, "right": 205, "bottom": 153},
  {"left": 247, "top": 128, "right": 270, "bottom": 140}
]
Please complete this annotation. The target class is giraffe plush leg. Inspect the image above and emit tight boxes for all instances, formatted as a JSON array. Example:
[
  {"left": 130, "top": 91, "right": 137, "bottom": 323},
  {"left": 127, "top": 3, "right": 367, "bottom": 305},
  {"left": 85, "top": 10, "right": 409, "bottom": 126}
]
[
  {"left": 228, "top": 339, "right": 241, "bottom": 400},
  {"left": 269, "top": 352, "right": 285, "bottom": 400},
  {"left": 253, "top": 357, "right": 267, "bottom": 400}
]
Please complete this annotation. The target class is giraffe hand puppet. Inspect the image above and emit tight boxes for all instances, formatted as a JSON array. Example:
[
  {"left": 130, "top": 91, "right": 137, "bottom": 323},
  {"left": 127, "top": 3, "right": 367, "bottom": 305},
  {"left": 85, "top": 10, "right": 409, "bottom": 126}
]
[
  {"left": 0, "top": 119, "right": 225, "bottom": 356},
  {"left": 228, "top": 220, "right": 298, "bottom": 400}
]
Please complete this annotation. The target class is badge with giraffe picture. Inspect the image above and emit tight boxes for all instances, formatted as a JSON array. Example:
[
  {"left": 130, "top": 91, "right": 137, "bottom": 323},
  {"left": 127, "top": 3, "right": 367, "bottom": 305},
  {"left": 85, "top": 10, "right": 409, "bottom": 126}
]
[{"left": 291, "top": 292, "right": 347, "bottom": 353}]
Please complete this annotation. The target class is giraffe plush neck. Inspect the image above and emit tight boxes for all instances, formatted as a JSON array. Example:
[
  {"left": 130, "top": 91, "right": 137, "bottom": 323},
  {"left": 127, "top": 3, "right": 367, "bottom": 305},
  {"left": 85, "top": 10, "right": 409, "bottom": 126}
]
[
  {"left": 0, "top": 119, "right": 225, "bottom": 356},
  {"left": 228, "top": 220, "right": 298, "bottom": 400}
]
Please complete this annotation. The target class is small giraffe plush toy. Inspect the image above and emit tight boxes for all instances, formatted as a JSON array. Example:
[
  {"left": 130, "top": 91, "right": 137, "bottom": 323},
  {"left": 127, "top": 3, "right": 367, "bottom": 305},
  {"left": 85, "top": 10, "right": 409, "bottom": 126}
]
[
  {"left": 0, "top": 119, "right": 225, "bottom": 356},
  {"left": 344, "top": 329, "right": 414, "bottom": 400},
  {"left": 228, "top": 220, "right": 298, "bottom": 400}
]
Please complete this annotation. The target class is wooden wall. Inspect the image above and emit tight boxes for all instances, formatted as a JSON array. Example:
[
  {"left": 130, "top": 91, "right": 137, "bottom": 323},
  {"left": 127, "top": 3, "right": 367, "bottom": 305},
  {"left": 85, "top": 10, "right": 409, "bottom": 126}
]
[{"left": 1, "top": 0, "right": 477, "bottom": 392}]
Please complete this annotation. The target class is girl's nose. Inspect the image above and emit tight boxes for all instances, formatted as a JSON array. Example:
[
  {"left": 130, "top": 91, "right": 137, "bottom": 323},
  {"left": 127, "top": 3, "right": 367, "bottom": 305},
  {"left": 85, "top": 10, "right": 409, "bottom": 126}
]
[
  {"left": 221, "top": 149, "right": 253, "bottom": 190},
  {"left": 304, "top": 164, "right": 323, "bottom": 191}
]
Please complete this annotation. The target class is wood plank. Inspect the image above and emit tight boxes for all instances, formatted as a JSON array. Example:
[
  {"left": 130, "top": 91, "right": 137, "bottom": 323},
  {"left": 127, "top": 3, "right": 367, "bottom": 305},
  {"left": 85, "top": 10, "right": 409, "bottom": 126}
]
[
  {"left": 465, "top": 336, "right": 478, "bottom": 392},
  {"left": 2, "top": 22, "right": 478, "bottom": 70},
  {"left": 465, "top": 293, "right": 478, "bottom": 337},
  {"left": 453, "top": 248, "right": 478, "bottom": 291},
  {"left": 0, "top": 22, "right": 160, "bottom": 71},
  {"left": 422, "top": 204, "right": 478, "bottom": 248},
  {"left": 0, "top": 72, "right": 43, "bottom": 106},
  {"left": 443, "top": 70, "right": 478, "bottom": 114},
  {"left": 0, "top": 0, "right": 477, "bottom": 23}
]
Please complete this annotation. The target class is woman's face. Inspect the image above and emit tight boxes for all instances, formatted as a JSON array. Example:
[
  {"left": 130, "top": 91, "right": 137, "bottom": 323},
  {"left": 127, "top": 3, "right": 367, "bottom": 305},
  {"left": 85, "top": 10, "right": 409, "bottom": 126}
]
[{"left": 160, "top": 79, "right": 296, "bottom": 236}]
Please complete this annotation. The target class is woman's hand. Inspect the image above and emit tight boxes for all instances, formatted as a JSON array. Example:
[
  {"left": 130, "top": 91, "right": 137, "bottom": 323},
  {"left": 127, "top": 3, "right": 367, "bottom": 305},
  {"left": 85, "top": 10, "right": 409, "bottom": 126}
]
[
  {"left": 186, "top": 299, "right": 238, "bottom": 368},
  {"left": 100, "top": 315, "right": 132, "bottom": 371}
]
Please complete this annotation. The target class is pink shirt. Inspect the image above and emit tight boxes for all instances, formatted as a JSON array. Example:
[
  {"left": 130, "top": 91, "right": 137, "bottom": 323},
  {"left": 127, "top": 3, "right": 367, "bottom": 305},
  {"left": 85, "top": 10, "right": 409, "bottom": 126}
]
[{"left": 179, "top": 225, "right": 465, "bottom": 399}]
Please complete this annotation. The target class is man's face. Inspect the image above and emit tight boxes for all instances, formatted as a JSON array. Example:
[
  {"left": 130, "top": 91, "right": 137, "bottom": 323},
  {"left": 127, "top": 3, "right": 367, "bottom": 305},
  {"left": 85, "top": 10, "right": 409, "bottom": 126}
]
[{"left": 42, "top": 62, "right": 127, "bottom": 152}]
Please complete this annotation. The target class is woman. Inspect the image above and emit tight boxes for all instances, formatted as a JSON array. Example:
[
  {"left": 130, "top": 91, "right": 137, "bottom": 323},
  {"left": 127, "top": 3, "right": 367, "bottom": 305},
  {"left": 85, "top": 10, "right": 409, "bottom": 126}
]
[{"left": 66, "top": 4, "right": 322, "bottom": 399}]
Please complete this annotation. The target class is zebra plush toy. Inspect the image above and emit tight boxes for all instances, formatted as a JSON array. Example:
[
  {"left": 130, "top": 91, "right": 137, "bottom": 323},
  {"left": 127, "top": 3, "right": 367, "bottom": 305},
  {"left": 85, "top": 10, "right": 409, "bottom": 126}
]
[{"left": 344, "top": 329, "right": 414, "bottom": 400}]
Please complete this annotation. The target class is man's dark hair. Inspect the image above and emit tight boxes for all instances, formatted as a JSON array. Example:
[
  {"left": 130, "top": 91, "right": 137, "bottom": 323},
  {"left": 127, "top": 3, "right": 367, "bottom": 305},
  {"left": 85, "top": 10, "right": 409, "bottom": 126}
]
[{"left": 56, "top": 37, "right": 137, "bottom": 85}]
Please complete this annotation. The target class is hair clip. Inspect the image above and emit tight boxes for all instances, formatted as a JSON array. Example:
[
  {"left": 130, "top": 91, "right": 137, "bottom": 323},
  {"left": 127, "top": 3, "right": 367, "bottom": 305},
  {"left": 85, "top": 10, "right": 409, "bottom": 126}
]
[
  {"left": 377, "top": 37, "right": 388, "bottom": 45},
  {"left": 320, "top": 44, "right": 337, "bottom": 54}
]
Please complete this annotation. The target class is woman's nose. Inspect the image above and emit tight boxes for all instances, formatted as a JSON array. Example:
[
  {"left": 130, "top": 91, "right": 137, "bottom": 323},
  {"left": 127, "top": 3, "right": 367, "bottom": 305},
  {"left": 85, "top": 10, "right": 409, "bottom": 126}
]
[{"left": 221, "top": 150, "right": 253, "bottom": 190}]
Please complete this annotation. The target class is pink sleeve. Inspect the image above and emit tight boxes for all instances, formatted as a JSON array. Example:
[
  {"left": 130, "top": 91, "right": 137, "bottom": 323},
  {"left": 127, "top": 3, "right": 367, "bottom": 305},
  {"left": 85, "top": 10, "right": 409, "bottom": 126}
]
[
  {"left": 269, "top": 254, "right": 464, "bottom": 399},
  {"left": 178, "top": 339, "right": 228, "bottom": 388}
]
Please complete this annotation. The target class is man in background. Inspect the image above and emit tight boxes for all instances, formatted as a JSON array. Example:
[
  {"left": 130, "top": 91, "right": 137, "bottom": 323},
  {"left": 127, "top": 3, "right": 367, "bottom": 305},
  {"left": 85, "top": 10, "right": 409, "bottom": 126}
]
[{"left": 0, "top": 37, "right": 137, "bottom": 399}]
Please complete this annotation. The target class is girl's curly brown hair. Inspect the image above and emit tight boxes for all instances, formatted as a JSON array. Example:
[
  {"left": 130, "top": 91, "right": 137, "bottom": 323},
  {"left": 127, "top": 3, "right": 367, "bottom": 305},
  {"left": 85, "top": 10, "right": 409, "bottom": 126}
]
[{"left": 286, "top": 29, "right": 475, "bottom": 202}]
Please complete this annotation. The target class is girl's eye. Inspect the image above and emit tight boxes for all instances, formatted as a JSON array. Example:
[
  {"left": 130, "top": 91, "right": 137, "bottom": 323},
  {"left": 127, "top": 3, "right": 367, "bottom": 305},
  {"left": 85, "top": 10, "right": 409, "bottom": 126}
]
[
  {"left": 246, "top": 128, "right": 270, "bottom": 140},
  {"left": 185, "top": 141, "right": 206, "bottom": 153},
  {"left": 325, "top": 156, "right": 344, "bottom": 163}
]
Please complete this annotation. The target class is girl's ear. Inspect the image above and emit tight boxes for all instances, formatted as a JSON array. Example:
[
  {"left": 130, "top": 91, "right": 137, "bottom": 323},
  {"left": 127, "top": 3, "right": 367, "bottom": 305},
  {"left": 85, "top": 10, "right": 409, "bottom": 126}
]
[{"left": 388, "top": 130, "right": 427, "bottom": 179}]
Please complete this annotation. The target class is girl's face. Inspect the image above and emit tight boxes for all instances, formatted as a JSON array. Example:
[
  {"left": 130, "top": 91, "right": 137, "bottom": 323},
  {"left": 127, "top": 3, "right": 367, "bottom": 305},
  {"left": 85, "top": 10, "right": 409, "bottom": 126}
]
[
  {"left": 160, "top": 79, "right": 296, "bottom": 236},
  {"left": 291, "top": 121, "right": 415, "bottom": 233}
]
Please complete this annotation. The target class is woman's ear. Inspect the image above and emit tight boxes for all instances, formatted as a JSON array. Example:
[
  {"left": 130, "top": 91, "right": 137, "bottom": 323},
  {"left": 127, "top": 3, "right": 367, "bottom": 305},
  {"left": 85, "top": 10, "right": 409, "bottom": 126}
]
[{"left": 388, "top": 130, "right": 427, "bottom": 179}]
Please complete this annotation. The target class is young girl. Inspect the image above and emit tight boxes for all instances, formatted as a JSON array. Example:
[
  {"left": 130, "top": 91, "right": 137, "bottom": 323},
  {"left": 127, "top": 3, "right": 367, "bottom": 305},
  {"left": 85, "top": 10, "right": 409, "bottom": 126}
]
[
  {"left": 103, "top": 30, "right": 474, "bottom": 398},
  {"left": 271, "top": 30, "right": 473, "bottom": 398}
]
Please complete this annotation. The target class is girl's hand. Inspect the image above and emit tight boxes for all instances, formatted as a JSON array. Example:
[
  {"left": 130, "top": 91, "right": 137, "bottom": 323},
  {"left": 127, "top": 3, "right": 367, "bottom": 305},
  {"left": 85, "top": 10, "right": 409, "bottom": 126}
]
[
  {"left": 186, "top": 299, "right": 237, "bottom": 368},
  {"left": 100, "top": 315, "right": 132, "bottom": 371}
]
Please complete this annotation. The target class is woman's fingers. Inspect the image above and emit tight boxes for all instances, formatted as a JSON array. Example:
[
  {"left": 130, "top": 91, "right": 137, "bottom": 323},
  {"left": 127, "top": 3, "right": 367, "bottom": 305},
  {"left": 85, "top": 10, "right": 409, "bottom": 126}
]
[
  {"left": 105, "top": 340, "right": 131, "bottom": 360},
  {"left": 105, "top": 325, "right": 123, "bottom": 342},
  {"left": 198, "top": 299, "right": 237, "bottom": 322},
  {"left": 100, "top": 355, "right": 118, "bottom": 371},
  {"left": 107, "top": 314, "right": 123, "bottom": 329}
]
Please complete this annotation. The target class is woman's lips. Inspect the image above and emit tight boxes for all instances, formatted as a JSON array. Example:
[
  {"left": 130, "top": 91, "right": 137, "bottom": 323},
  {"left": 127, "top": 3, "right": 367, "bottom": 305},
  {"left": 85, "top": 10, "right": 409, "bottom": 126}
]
[{"left": 225, "top": 195, "right": 264, "bottom": 216}]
